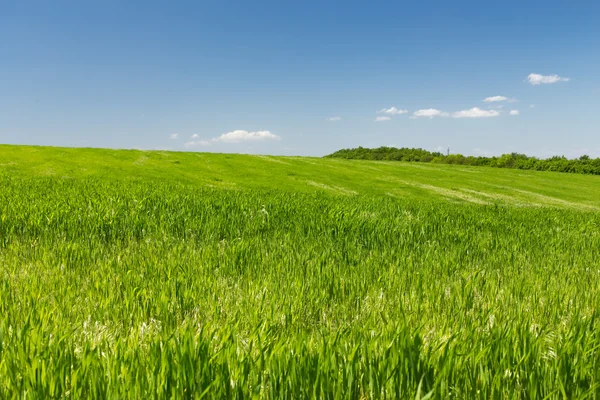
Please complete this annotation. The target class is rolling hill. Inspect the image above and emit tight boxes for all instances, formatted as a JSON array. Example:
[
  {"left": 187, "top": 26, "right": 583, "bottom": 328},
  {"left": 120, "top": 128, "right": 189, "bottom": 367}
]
[{"left": 2, "top": 144, "right": 600, "bottom": 209}]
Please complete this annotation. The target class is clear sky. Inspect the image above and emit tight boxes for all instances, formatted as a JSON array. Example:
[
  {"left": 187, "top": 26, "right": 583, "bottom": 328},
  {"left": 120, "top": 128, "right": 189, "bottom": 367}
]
[{"left": 2, "top": 0, "right": 599, "bottom": 157}]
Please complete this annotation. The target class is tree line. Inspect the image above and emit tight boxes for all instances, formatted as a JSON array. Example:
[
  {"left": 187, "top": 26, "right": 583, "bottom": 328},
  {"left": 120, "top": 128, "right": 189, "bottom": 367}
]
[{"left": 325, "top": 147, "right": 600, "bottom": 175}]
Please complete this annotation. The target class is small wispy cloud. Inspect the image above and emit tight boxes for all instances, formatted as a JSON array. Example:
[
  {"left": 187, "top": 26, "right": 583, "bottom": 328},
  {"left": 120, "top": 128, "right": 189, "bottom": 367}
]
[
  {"left": 185, "top": 130, "right": 280, "bottom": 148},
  {"left": 483, "top": 96, "right": 518, "bottom": 103},
  {"left": 530, "top": 104, "right": 536, "bottom": 108},
  {"left": 377, "top": 107, "right": 408, "bottom": 115},
  {"left": 452, "top": 107, "right": 500, "bottom": 118},
  {"left": 328, "top": 116, "right": 342, "bottom": 121},
  {"left": 509, "top": 110, "right": 520, "bottom": 116},
  {"left": 375, "top": 116, "right": 391, "bottom": 122},
  {"left": 190, "top": 134, "right": 200, "bottom": 139},
  {"left": 169, "top": 133, "right": 179, "bottom": 139},
  {"left": 527, "top": 73, "right": 570, "bottom": 85},
  {"left": 483, "top": 96, "right": 508, "bottom": 103}
]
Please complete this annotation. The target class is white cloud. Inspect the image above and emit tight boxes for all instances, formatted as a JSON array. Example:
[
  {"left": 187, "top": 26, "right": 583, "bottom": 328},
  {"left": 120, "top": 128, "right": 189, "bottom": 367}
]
[
  {"left": 509, "top": 110, "right": 520, "bottom": 116},
  {"left": 527, "top": 73, "right": 570, "bottom": 85},
  {"left": 328, "top": 116, "right": 342, "bottom": 121},
  {"left": 483, "top": 96, "right": 508, "bottom": 103},
  {"left": 215, "top": 130, "right": 280, "bottom": 143},
  {"left": 411, "top": 109, "right": 449, "bottom": 118},
  {"left": 375, "top": 116, "right": 391, "bottom": 122},
  {"left": 452, "top": 107, "right": 500, "bottom": 118},
  {"left": 185, "top": 130, "right": 280, "bottom": 148},
  {"left": 190, "top": 134, "right": 200, "bottom": 139},
  {"left": 483, "top": 96, "right": 518, "bottom": 104},
  {"left": 169, "top": 133, "right": 179, "bottom": 139},
  {"left": 378, "top": 107, "right": 408, "bottom": 115}
]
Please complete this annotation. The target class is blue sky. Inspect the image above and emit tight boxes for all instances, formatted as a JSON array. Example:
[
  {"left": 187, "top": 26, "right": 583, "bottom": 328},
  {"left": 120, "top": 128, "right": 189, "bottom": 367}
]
[{"left": 2, "top": 0, "right": 599, "bottom": 157}]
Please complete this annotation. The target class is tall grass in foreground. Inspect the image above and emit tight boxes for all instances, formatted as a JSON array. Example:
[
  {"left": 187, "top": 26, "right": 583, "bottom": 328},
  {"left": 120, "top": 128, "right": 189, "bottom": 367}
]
[{"left": 1, "top": 176, "right": 600, "bottom": 398}]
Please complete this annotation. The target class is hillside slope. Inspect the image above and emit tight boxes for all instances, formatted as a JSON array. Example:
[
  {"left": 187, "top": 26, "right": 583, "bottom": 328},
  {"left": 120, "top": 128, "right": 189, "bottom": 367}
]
[{"left": 2, "top": 145, "right": 599, "bottom": 210}]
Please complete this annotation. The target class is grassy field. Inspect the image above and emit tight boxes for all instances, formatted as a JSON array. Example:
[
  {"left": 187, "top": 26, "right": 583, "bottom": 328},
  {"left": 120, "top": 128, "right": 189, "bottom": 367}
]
[
  {"left": 1, "top": 145, "right": 600, "bottom": 398},
  {"left": 2, "top": 145, "right": 600, "bottom": 208}
]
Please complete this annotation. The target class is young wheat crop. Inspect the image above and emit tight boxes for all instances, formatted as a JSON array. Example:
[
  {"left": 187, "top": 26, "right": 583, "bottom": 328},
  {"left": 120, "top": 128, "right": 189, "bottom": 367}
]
[{"left": 1, "top": 175, "right": 599, "bottom": 398}]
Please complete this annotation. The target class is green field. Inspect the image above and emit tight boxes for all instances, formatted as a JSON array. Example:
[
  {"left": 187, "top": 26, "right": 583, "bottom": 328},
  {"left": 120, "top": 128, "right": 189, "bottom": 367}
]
[{"left": 1, "top": 145, "right": 600, "bottom": 398}]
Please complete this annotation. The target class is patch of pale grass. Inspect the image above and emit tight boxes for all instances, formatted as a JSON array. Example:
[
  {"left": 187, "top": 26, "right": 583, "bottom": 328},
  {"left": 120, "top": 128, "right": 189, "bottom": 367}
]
[
  {"left": 511, "top": 188, "right": 599, "bottom": 211},
  {"left": 459, "top": 188, "right": 542, "bottom": 207},
  {"left": 134, "top": 156, "right": 149, "bottom": 165},
  {"left": 394, "top": 180, "right": 488, "bottom": 205},
  {"left": 252, "top": 155, "right": 291, "bottom": 165},
  {"left": 306, "top": 180, "right": 358, "bottom": 195}
]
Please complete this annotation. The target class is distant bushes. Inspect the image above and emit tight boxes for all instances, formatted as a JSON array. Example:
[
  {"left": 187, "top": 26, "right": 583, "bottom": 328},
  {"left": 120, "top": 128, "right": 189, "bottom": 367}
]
[{"left": 325, "top": 147, "right": 600, "bottom": 175}]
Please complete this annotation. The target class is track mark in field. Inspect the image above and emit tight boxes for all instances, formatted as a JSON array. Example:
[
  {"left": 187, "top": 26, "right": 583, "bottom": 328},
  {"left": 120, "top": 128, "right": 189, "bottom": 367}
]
[
  {"left": 319, "top": 158, "right": 370, "bottom": 170},
  {"left": 357, "top": 164, "right": 384, "bottom": 172},
  {"left": 290, "top": 158, "right": 319, "bottom": 165},
  {"left": 471, "top": 181, "right": 599, "bottom": 211},
  {"left": 394, "top": 180, "right": 488, "bottom": 204},
  {"left": 511, "top": 188, "right": 599, "bottom": 211},
  {"left": 459, "top": 189, "right": 541, "bottom": 207},
  {"left": 306, "top": 181, "right": 358, "bottom": 195},
  {"left": 319, "top": 161, "right": 352, "bottom": 169},
  {"left": 252, "top": 155, "right": 291, "bottom": 165},
  {"left": 417, "top": 184, "right": 488, "bottom": 204}
]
